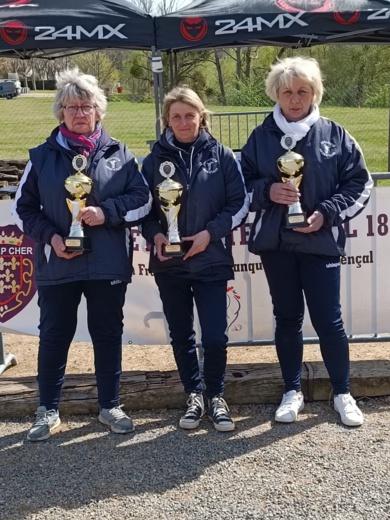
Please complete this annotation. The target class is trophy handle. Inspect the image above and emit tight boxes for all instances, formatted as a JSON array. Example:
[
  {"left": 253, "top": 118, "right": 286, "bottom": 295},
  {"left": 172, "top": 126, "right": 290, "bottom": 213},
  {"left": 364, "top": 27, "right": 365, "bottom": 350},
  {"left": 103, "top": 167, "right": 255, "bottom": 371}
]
[{"left": 282, "top": 173, "right": 303, "bottom": 191}]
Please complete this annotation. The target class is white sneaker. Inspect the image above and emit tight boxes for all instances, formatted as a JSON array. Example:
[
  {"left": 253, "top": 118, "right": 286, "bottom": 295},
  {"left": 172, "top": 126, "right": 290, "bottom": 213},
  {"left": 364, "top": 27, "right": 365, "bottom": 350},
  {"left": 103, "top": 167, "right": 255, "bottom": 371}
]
[
  {"left": 275, "top": 390, "right": 304, "bottom": 423},
  {"left": 334, "top": 393, "right": 364, "bottom": 427}
]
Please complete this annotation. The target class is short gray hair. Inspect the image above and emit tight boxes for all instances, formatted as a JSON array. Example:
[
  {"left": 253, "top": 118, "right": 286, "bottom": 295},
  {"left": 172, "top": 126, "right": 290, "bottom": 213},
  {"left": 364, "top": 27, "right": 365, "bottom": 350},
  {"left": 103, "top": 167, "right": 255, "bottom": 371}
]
[
  {"left": 161, "top": 86, "right": 211, "bottom": 133},
  {"left": 265, "top": 56, "right": 324, "bottom": 106},
  {"left": 52, "top": 68, "right": 107, "bottom": 121}
]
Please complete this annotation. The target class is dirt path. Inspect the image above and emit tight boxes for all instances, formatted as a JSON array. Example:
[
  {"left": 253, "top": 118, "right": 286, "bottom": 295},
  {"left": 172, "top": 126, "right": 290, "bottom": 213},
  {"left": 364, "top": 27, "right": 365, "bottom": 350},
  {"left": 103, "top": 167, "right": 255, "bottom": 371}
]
[{"left": 2, "top": 333, "right": 389, "bottom": 378}]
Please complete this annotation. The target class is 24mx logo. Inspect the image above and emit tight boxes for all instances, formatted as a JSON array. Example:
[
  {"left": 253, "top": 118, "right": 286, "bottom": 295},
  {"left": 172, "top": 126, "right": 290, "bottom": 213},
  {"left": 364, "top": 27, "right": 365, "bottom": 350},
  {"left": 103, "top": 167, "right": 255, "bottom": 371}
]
[
  {"left": 215, "top": 13, "right": 307, "bottom": 35},
  {"left": 35, "top": 24, "right": 128, "bottom": 41}
]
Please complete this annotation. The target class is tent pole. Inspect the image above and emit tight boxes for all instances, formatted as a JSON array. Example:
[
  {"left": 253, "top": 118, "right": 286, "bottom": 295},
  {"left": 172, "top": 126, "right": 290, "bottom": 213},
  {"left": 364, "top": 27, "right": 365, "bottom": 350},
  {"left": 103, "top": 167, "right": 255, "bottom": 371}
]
[
  {"left": 388, "top": 84, "right": 390, "bottom": 172},
  {"left": 169, "top": 51, "right": 174, "bottom": 89},
  {"left": 174, "top": 51, "right": 178, "bottom": 84},
  {"left": 0, "top": 332, "right": 18, "bottom": 376},
  {"left": 151, "top": 46, "right": 161, "bottom": 142},
  {"left": 157, "top": 49, "right": 164, "bottom": 125},
  {"left": 150, "top": 47, "right": 164, "bottom": 141}
]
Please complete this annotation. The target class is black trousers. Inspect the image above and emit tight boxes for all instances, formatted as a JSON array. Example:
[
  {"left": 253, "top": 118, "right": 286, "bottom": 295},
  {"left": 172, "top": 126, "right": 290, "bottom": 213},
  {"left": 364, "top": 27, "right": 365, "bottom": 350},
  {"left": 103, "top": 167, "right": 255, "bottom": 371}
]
[
  {"left": 37, "top": 280, "right": 127, "bottom": 410},
  {"left": 261, "top": 251, "right": 350, "bottom": 395},
  {"left": 155, "top": 272, "right": 228, "bottom": 399}
]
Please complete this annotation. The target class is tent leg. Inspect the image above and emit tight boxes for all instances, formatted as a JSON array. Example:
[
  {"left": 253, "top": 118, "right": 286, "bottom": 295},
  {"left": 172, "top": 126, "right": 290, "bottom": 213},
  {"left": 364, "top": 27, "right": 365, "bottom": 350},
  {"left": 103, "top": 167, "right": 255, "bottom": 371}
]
[
  {"left": 157, "top": 49, "right": 164, "bottom": 119},
  {"left": 152, "top": 46, "right": 162, "bottom": 142},
  {"left": 0, "top": 332, "right": 18, "bottom": 376}
]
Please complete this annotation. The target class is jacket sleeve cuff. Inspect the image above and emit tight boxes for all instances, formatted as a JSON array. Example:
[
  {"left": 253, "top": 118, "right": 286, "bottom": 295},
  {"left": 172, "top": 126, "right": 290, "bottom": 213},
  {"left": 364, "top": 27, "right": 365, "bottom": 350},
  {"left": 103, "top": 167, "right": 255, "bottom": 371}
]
[
  {"left": 315, "top": 204, "right": 332, "bottom": 228},
  {"left": 264, "top": 179, "right": 275, "bottom": 203}
]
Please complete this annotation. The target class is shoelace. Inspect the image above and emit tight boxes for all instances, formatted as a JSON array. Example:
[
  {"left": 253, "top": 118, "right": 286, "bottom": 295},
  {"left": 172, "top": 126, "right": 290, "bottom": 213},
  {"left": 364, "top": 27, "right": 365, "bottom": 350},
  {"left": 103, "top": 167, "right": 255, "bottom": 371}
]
[
  {"left": 339, "top": 395, "right": 357, "bottom": 413},
  {"left": 211, "top": 397, "right": 230, "bottom": 419},
  {"left": 186, "top": 395, "right": 203, "bottom": 414},
  {"left": 33, "top": 410, "right": 55, "bottom": 426},
  {"left": 280, "top": 394, "right": 301, "bottom": 408},
  {"left": 108, "top": 405, "right": 127, "bottom": 420}
]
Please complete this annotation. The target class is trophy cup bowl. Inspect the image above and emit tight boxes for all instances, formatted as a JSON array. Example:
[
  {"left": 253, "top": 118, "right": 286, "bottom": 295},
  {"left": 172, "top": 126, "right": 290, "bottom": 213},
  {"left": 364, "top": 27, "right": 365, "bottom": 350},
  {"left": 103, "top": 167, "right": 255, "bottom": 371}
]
[
  {"left": 277, "top": 150, "right": 308, "bottom": 229},
  {"left": 156, "top": 177, "right": 184, "bottom": 257},
  {"left": 64, "top": 171, "right": 93, "bottom": 252}
]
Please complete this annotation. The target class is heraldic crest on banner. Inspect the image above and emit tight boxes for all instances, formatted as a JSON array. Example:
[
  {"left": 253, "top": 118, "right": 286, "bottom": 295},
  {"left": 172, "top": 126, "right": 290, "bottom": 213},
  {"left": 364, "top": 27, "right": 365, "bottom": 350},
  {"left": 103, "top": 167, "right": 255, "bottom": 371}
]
[{"left": 0, "top": 225, "right": 36, "bottom": 322}]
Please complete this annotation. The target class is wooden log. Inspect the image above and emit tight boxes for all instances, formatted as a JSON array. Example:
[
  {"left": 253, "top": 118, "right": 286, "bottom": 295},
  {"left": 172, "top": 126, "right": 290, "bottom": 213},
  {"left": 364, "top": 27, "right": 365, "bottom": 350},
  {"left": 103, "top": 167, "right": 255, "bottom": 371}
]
[{"left": 1, "top": 360, "right": 390, "bottom": 418}]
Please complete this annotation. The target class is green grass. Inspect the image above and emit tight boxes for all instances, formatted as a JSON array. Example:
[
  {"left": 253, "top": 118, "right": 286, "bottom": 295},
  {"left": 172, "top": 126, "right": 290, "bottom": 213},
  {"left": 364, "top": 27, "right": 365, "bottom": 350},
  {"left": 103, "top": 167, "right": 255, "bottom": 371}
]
[{"left": 1, "top": 96, "right": 388, "bottom": 175}]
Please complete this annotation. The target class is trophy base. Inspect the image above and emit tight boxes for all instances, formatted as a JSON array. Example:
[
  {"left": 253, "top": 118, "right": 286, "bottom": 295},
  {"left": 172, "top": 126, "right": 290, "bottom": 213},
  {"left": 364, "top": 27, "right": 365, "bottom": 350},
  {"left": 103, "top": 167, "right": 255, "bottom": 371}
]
[
  {"left": 285, "top": 213, "right": 308, "bottom": 229},
  {"left": 64, "top": 236, "right": 91, "bottom": 253},
  {"left": 163, "top": 242, "right": 184, "bottom": 257}
]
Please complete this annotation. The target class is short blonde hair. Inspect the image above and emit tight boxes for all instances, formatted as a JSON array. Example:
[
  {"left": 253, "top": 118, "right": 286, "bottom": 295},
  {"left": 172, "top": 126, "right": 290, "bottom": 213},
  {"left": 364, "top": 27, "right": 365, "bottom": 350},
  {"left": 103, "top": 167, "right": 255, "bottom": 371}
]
[
  {"left": 265, "top": 56, "right": 323, "bottom": 106},
  {"left": 53, "top": 68, "right": 107, "bottom": 121},
  {"left": 161, "top": 86, "right": 211, "bottom": 132}
]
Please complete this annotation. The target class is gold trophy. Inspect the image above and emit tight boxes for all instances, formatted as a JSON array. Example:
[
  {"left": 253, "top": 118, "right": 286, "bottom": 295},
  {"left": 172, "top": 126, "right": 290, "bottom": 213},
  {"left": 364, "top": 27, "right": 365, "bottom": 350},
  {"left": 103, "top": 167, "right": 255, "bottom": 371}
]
[
  {"left": 64, "top": 155, "right": 93, "bottom": 252},
  {"left": 277, "top": 134, "right": 307, "bottom": 229},
  {"left": 156, "top": 161, "right": 184, "bottom": 257}
]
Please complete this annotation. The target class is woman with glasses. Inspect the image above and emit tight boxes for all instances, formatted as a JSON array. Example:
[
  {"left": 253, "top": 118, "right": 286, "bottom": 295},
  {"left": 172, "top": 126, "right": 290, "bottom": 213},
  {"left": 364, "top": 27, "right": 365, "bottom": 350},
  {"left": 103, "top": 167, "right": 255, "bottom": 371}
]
[{"left": 12, "top": 68, "right": 151, "bottom": 441}]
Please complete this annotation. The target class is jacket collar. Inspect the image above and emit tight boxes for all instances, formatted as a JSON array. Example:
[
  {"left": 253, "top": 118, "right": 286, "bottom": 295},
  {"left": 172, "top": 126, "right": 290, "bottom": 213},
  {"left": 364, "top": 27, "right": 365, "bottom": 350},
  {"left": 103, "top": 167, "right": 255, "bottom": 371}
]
[{"left": 154, "top": 127, "right": 214, "bottom": 156}]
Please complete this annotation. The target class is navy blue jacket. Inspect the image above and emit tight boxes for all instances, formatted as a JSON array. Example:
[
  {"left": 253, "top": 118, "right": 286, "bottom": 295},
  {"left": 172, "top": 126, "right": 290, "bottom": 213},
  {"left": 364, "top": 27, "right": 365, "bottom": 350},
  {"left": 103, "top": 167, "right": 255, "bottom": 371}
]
[
  {"left": 241, "top": 114, "right": 373, "bottom": 256},
  {"left": 12, "top": 127, "right": 152, "bottom": 285},
  {"left": 141, "top": 129, "right": 249, "bottom": 277}
]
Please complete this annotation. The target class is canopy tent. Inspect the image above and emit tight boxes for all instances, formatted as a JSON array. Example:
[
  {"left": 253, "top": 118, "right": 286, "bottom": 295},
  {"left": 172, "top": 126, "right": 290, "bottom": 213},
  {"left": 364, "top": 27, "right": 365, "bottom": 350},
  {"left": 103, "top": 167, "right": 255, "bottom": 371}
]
[
  {"left": 154, "top": 0, "right": 390, "bottom": 51},
  {"left": 0, "top": 0, "right": 155, "bottom": 59}
]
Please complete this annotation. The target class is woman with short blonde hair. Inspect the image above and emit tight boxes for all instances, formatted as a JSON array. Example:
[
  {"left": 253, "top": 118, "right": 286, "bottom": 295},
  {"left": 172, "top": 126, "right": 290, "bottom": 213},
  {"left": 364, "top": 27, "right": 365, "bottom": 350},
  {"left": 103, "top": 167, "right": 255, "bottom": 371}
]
[
  {"left": 141, "top": 85, "right": 249, "bottom": 432},
  {"left": 242, "top": 56, "right": 372, "bottom": 428},
  {"left": 265, "top": 56, "right": 324, "bottom": 105},
  {"left": 161, "top": 85, "right": 211, "bottom": 132}
]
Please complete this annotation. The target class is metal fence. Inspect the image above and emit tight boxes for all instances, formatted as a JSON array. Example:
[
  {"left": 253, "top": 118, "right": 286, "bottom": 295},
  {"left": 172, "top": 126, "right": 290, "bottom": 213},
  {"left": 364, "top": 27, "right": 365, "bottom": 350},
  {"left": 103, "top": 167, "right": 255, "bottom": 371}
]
[
  {"left": 210, "top": 111, "right": 271, "bottom": 151},
  {"left": 0, "top": 92, "right": 389, "bottom": 174}
]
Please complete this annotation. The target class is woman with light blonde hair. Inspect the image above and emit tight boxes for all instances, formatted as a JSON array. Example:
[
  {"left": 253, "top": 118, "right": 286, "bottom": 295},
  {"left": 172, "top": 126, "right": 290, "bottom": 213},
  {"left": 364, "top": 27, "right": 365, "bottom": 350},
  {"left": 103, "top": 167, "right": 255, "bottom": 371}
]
[{"left": 242, "top": 56, "right": 372, "bottom": 427}]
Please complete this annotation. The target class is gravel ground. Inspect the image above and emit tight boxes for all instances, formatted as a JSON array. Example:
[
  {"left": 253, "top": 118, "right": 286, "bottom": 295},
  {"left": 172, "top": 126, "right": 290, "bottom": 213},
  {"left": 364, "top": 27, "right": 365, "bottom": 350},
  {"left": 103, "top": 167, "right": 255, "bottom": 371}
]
[{"left": 1, "top": 398, "right": 390, "bottom": 520}]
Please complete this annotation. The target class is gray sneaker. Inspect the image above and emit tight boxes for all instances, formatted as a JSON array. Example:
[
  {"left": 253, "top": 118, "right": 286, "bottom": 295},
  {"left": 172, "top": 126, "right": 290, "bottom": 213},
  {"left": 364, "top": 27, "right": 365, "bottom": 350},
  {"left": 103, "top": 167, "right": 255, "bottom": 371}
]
[
  {"left": 98, "top": 405, "right": 134, "bottom": 434},
  {"left": 27, "top": 406, "right": 61, "bottom": 442}
]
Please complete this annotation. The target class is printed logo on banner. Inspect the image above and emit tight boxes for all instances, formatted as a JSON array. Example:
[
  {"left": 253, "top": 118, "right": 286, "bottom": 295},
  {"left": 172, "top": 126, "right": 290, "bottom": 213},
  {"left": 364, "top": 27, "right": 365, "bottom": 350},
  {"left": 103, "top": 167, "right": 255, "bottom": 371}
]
[
  {"left": 0, "top": 226, "right": 36, "bottom": 323},
  {"left": 227, "top": 286, "right": 242, "bottom": 332},
  {"left": 334, "top": 11, "right": 360, "bottom": 25},
  {"left": 275, "top": 0, "right": 334, "bottom": 12},
  {"left": 0, "top": 0, "right": 38, "bottom": 7},
  {"left": 180, "top": 17, "right": 208, "bottom": 42},
  {"left": 0, "top": 20, "right": 27, "bottom": 44}
]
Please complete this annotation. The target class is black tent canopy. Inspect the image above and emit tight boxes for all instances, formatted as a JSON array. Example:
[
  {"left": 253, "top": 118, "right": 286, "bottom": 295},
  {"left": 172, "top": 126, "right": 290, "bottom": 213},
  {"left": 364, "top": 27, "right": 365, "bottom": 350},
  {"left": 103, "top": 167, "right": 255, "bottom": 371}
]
[
  {"left": 155, "top": 0, "right": 390, "bottom": 51},
  {"left": 0, "top": 0, "right": 155, "bottom": 59}
]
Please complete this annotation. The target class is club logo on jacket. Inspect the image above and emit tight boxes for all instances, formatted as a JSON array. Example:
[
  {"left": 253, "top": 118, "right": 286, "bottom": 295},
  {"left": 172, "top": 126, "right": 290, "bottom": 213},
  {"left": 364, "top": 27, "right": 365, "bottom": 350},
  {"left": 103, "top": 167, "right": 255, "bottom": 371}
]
[
  {"left": 202, "top": 158, "right": 218, "bottom": 174},
  {"left": 105, "top": 157, "right": 122, "bottom": 171},
  {"left": 0, "top": 226, "right": 36, "bottom": 323},
  {"left": 319, "top": 140, "right": 336, "bottom": 158}
]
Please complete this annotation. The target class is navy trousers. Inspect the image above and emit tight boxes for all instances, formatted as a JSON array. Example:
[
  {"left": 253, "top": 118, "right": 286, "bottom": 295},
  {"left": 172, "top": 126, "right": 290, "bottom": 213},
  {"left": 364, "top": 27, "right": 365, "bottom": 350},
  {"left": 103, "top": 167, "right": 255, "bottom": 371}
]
[
  {"left": 155, "top": 273, "right": 228, "bottom": 399},
  {"left": 37, "top": 280, "right": 127, "bottom": 410},
  {"left": 261, "top": 251, "right": 350, "bottom": 395}
]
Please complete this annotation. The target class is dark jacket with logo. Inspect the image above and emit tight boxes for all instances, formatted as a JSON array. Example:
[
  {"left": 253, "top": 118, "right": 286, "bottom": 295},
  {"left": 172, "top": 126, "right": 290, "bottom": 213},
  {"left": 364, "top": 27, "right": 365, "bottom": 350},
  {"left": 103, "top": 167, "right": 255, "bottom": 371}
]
[
  {"left": 141, "top": 128, "right": 249, "bottom": 278},
  {"left": 12, "top": 127, "right": 152, "bottom": 285},
  {"left": 241, "top": 114, "right": 373, "bottom": 257}
]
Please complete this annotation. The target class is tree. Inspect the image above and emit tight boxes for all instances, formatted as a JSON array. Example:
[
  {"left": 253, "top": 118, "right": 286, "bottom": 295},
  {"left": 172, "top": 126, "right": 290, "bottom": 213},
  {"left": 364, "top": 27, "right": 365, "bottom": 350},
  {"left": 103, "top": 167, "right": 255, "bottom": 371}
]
[{"left": 73, "top": 52, "right": 119, "bottom": 88}]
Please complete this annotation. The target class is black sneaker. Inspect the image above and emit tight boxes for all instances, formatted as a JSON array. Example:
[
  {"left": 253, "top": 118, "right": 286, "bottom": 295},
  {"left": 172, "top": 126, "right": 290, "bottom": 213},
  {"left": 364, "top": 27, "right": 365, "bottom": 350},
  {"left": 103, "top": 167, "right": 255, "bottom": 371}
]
[
  {"left": 208, "top": 396, "right": 235, "bottom": 432},
  {"left": 179, "top": 392, "right": 205, "bottom": 429}
]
